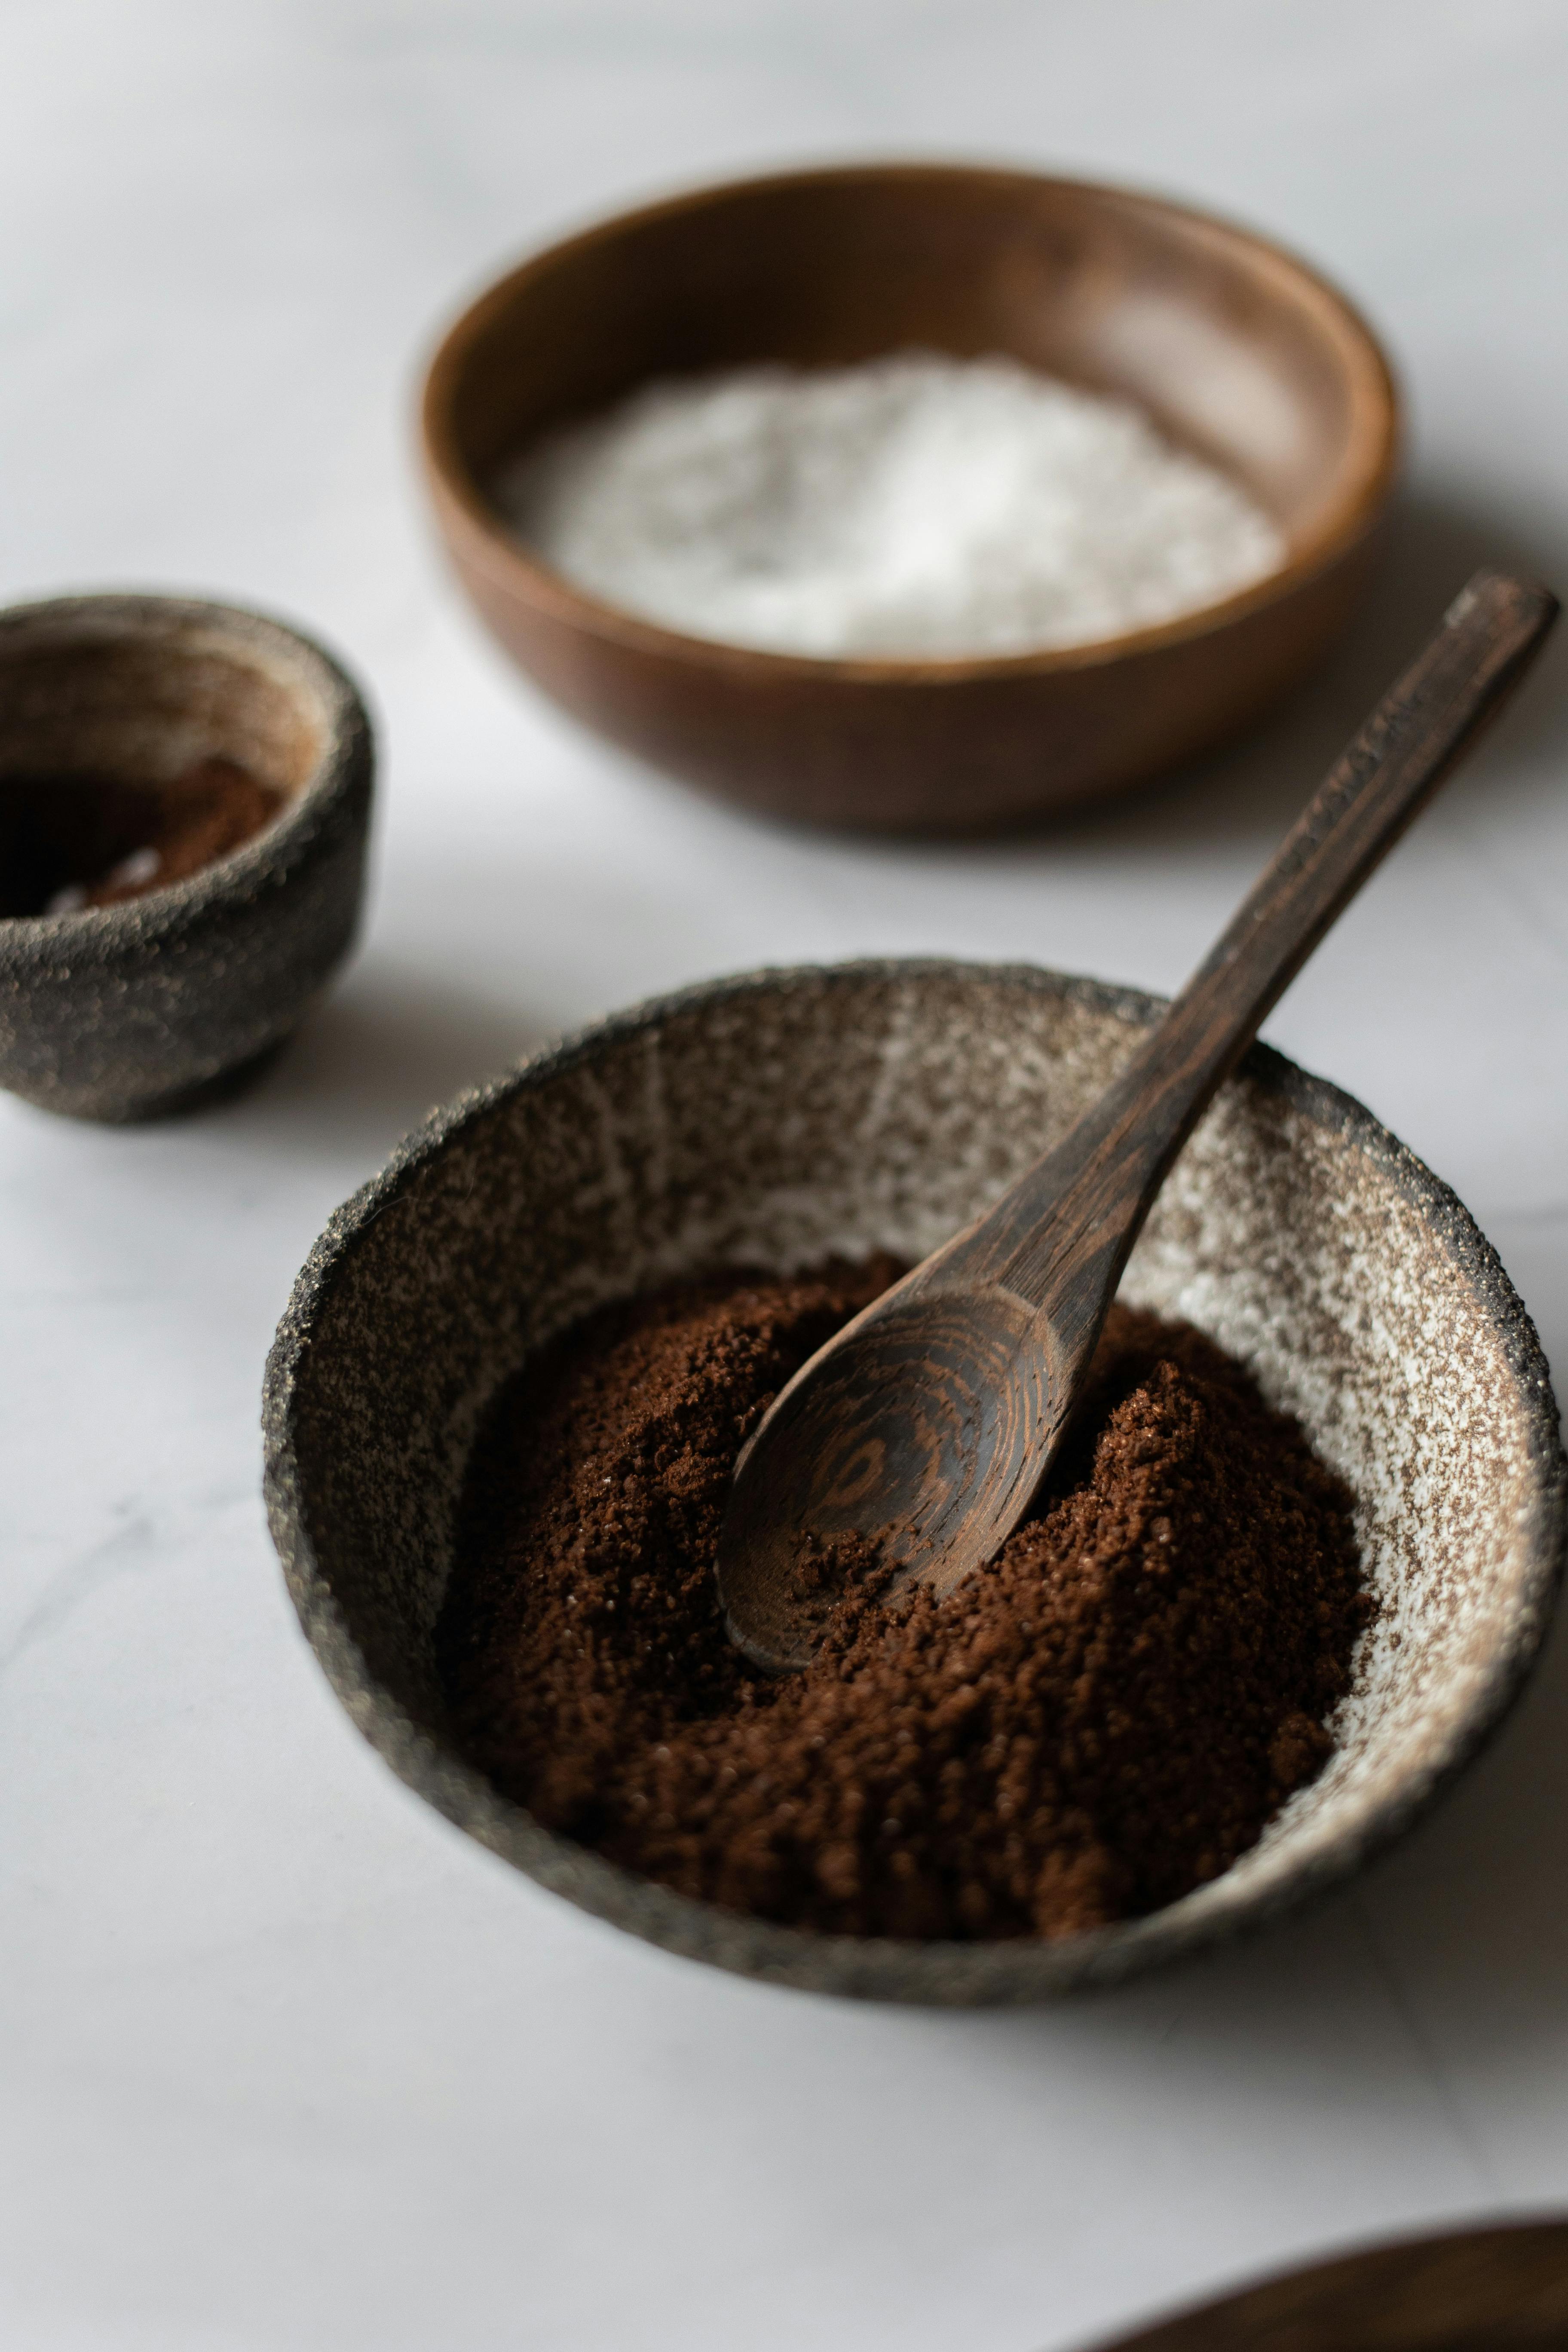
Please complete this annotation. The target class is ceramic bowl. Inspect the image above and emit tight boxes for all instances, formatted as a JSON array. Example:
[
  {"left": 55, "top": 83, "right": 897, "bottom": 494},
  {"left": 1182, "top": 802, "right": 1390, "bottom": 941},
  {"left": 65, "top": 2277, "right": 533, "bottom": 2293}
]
[
  {"left": 420, "top": 164, "right": 1400, "bottom": 833},
  {"left": 263, "top": 962, "right": 1564, "bottom": 2003},
  {"left": 0, "top": 593, "right": 373, "bottom": 1121}
]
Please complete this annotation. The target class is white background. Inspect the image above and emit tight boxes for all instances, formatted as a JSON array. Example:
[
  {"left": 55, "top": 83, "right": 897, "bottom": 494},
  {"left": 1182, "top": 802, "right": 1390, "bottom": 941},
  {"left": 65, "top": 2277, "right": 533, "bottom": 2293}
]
[{"left": 3, "top": 3, "right": 1568, "bottom": 2347}]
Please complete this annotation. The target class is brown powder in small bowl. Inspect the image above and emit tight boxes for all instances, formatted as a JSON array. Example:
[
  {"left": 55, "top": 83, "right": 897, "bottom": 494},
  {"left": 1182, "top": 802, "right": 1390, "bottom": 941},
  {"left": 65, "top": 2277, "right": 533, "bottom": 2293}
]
[
  {"left": 0, "top": 755, "right": 284, "bottom": 917},
  {"left": 437, "top": 1259, "right": 1372, "bottom": 1942}
]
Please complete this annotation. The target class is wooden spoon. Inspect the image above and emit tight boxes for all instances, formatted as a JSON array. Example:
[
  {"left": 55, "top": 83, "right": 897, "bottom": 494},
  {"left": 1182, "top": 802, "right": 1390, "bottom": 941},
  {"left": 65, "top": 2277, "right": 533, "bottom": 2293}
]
[{"left": 716, "top": 569, "right": 1559, "bottom": 1672}]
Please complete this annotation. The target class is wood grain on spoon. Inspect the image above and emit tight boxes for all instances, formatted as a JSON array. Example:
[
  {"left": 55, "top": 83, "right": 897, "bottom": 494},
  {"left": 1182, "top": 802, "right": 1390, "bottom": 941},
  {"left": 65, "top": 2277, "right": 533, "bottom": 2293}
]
[{"left": 716, "top": 569, "right": 1559, "bottom": 1672}]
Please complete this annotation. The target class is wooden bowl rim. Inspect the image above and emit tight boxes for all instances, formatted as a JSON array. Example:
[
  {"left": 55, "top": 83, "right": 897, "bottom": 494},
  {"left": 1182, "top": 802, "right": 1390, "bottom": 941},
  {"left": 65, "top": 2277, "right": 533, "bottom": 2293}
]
[{"left": 420, "top": 159, "right": 1403, "bottom": 685}]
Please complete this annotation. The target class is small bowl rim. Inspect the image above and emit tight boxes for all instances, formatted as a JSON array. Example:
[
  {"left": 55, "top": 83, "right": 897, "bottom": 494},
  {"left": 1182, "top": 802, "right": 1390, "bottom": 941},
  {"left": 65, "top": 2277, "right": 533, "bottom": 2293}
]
[
  {"left": 420, "top": 159, "right": 1403, "bottom": 686},
  {"left": 263, "top": 959, "right": 1566, "bottom": 2004},
  {"left": 0, "top": 589, "right": 370, "bottom": 945}
]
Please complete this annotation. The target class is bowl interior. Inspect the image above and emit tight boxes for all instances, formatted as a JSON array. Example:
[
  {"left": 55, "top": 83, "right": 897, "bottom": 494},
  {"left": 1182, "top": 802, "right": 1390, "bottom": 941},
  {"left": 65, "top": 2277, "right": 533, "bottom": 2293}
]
[
  {"left": 435, "top": 168, "right": 1394, "bottom": 576},
  {"left": 273, "top": 965, "right": 1559, "bottom": 1998},
  {"left": 0, "top": 608, "right": 328, "bottom": 801},
  {"left": 0, "top": 601, "right": 338, "bottom": 919}
]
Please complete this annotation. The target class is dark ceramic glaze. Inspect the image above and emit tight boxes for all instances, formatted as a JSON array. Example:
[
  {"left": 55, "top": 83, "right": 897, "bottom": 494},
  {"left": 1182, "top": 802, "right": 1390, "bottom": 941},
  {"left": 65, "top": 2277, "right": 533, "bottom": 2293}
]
[
  {"left": 0, "top": 594, "right": 373, "bottom": 1120},
  {"left": 264, "top": 963, "right": 1565, "bottom": 2002}
]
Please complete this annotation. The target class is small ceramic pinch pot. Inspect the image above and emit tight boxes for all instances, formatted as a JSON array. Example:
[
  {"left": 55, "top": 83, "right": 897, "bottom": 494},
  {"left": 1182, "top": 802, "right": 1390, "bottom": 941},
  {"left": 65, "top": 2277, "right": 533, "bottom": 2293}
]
[
  {"left": 264, "top": 962, "right": 1565, "bottom": 2003},
  {"left": 421, "top": 164, "right": 1401, "bottom": 833},
  {"left": 0, "top": 593, "right": 373, "bottom": 1121}
]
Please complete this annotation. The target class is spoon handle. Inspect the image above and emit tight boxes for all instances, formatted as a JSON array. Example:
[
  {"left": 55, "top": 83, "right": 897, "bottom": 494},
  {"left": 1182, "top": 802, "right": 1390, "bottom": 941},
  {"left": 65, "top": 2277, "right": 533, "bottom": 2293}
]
[{"left": 948, "top": 568, "right": 1559, "bottom": 1329}]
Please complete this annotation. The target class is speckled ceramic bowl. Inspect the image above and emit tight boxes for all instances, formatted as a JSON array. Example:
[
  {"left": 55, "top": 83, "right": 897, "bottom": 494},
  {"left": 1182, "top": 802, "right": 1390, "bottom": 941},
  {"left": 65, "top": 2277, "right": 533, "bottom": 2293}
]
[
  {"left": 0, "top": 593, "right": 373, "bottom": 1120},
  {"left": 264, "top": 962, "right": 1565, "bottom": 2002}
]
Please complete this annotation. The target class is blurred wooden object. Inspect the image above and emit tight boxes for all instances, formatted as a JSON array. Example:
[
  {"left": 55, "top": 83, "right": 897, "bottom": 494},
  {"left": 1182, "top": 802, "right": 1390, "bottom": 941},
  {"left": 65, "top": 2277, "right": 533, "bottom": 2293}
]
[{"left": 1096, "top": 2220, "right": 1568, "bottom": 2350}]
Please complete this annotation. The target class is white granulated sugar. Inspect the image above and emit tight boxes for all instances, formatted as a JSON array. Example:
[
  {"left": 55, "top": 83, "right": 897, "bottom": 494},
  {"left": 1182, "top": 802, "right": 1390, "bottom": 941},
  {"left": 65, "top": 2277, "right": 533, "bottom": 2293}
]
[{"left": 499, "top": 352, "right": 1285, "bottom": 660}]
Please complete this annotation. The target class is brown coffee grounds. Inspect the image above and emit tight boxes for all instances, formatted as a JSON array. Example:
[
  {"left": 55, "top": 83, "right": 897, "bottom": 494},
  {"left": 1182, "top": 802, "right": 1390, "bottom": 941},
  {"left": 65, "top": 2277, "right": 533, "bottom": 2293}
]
[
  {"left": 0, "top": 756, "right": 284, "bottom": 916},
  {"left": 438, "top": 1259, "right": 1371, "bottom": 1942}
]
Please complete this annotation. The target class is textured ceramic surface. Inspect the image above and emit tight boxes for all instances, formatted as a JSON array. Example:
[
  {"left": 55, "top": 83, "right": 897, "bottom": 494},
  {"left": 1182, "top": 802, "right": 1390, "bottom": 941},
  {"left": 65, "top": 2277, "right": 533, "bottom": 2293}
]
[
  {"left": 264, "top": 962, "right": 1565, "bottom": 2002},
  {"left": 0, "top": 594, "right": 373, "bottom": 1120},
  {"left": 422, "top": 164, "right": 1400, "bottom": 833}
]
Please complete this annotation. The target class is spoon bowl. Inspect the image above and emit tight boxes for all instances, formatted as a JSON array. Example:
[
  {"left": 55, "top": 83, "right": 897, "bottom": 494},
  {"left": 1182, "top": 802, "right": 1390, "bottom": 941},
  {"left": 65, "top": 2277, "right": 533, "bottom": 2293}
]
[{"left": 721, "top": 1282, "right": 1051, "bottom": 1669}]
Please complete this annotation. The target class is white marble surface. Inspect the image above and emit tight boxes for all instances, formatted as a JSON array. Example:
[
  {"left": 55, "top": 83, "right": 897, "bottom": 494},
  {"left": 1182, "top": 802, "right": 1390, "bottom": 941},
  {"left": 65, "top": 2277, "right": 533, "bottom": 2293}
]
[{"left": 3, "top": 3, "right": 1568, "bottom": 2346}]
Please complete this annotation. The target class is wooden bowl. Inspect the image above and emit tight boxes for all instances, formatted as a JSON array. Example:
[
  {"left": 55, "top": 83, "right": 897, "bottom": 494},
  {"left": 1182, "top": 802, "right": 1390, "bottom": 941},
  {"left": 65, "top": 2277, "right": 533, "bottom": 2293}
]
[
  {"left": 263, "top": 962, "right": 1564, "bottom": 2001},
  {"left": 1096, "top": 2218, "right": 1568, "bottom": 2349},
  {"left": 420, "top": 165, "right": 1400, "bottom": 833}
]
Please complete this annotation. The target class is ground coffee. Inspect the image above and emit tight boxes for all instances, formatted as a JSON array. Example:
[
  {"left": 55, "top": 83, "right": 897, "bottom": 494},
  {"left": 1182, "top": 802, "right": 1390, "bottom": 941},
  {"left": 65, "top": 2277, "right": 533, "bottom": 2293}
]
[
  {"left": 0, "top": 756, "right": 284, "bottom": 916},
  {"left": 438, "top": 1259, "right": 1371, "bottom": 1942}
]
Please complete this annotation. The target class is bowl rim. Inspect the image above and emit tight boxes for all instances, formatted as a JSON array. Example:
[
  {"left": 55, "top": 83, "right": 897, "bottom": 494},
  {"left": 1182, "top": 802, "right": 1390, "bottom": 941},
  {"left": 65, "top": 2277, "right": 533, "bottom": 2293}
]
[
  {"left": 263, "top": 959, "right": 1566, "bottom": 2004},
  {"left": 0, "top": 589, "right": 372, "bottom": 948},
  {"left": 420, "top": 159, "right": 1403, "bottom": 686}
]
